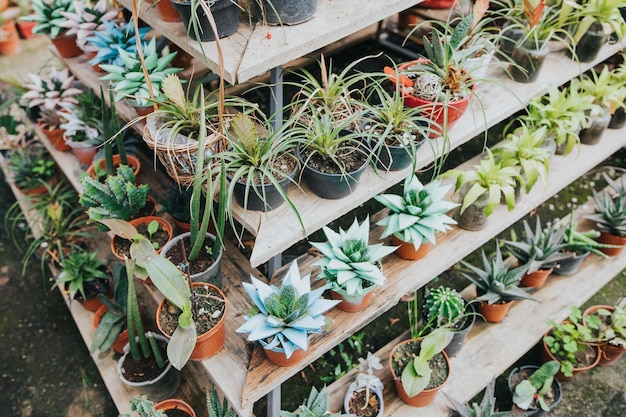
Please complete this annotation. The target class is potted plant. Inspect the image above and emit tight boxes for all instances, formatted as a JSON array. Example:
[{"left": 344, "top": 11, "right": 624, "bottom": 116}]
[
  {"left": 460, "top": 243, "right": 539, "bottom": 323},
  {"left": 421, "top": 286, "right": 476, "bottom": 358},
  {"left": 8, "top": 145, "right": 58, "bottom": 195},
  {"left": 494, "top": 121, "right": 551, "bottom": 197},
  {"left": 444, "top": 378, "right": 533, "bottom": 417},
  {"left": 84, "top": 20, "right": 152, "bottom": 71},
  {"left": 171, "top": 0, "right": 239, "bottom": 42},
  {"left": 582, "top": 297, "right": 626, "bottom": 365},
  {"left": 384, "top": 14, "right": 479, "bottom": 136},
  {"left": 388, "top": 328, "right": 453, "bottom": 407},
  {"left": 343, "top": 352, "right": 384, "bottom": 417},
  {"left": 160, "top": 185, "right": 194, "bottom": 232},
  {"left": 60, "top": 89, "right": 104, "bottom": 164},
  {"left": 574, "top": 67, "right": 626, "bottom": 145},
  {"left": 36, "top": 108, "right": 69, "bottom": 151},
  {"left": 543, "top": 306, "right": 600, "bottom": 380},
  {"left": 222, "top": 111, "right": 300, "bottom": 213},
  {"left": 206, "top": 385, "right": 238, "bottom": 417},
  {"left": 507, "top": 361, "right": 562, "bottom": 416},
  {"left": 570, "top": 0, "right": 625, "bottom": 62},
  {"left": 91, "top": 264, "right": 129, "bottom": 354},
  {"left": 99, "top": 37, "right": 183, "bottom": 115},
  {"left": 58, "top": 0, "right": 118, "bottom": 54},
  {"left": 445, "top": 149, "right": 520, "bottom": 231},
  {"left": 236, "top": 260, "right": 340, "bottom": 366},
  {"left": 310, "top": 216, "right": 397, "bottom": 312},
  {"left": 585, "top": 173, "right": 626, "bottom": 255},
  {"left": 111, "top": 216, "right": 173, "bottom": 261},
  {"left": 502, "top": 217, "right": 572, "bottom": 288},
  {"left": 20, "top": 67, "right": 82, "bottom": 112},
  {"left": 280, "top": 385, "right": 351, "bottom": 417},
  {"left": 555, "top": 216, "right": 616, "bottom": 275},
  {"left": 21, "top": 0, "right": 82, "bottom": 57},
  {"left": 123, "top": 394, "right": 195, "bottom": 417},
  {"left": 53, "top": 248, "right": 110, "bottom": 311},
  {"left": 520, "top": 83, "right": 595, "bottom": 156},
  {"left": 374, "top": 175, "right": 458, "bottom": 260},
  {"left": 79, "top": 164, "right": 152, "bottom": 225},
  {"left": 360, "top": 77, "right": 429, "bottom": 172},
  {"left": 252, "top": 0, "right": 317, "bottom": 26}
]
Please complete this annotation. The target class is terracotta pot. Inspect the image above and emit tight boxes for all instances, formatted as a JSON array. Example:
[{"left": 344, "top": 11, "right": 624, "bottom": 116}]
[
  {"left": 389, "top": 338, "right": 450, "bottom": 407},
  {"left": 520, "top": 268, "right": 553, "bottom": 289},
  {"left": 0, "top": 0, "right": 8, "bottom": 12},
  {"left": 67, "top": 141, "right": 97, "bottom": 165},
  {"left": 391, "top": 235, "right": 432, "bottom": 261},
  {"left": 171, "top": 217, "right": 191, "bottom": 233},
  {"left": 582, "top": 305, "right": 626, "bottom": 366},
  {"left": 84, "top": 50, "right": 103, "bottom": 72},
  {"left": 93, "top": 304, "right": 129, "bottom": 354},
  {"left": 50, "top": 31, "right": 83, "bottom": 58},
  {"left": 156, "top": 282, "right": 227, "bottom": 361},
  {"left": 541, "top": 335, "right": 601, "bottom": 381},
  {"left": 87, "top": 154, "right": 141, "bottom": 182},
  {"left": 16, "top": 20, "right": 37, "bottom": 39},
  {"left": 133, "top": 104, "right": 156, "bottom": 118},
  {"left": 38, "top": 122, "right": 70, "bottom": 152},
  {"left": 18, "top": 172, "right": 59, "bottom": 196},
  {"left": 262, "top": 344, "right": 306, "bottom": 367},
  {"left": 597, "top": 231, "right": 626, "bottom": 256},
  {"left": 80, "top": 296, "right": 106, "bottom": 312},
  {"left": 155, "top": 0, "right": 183, "bottom": 22},
  {"left": 417, "top": 0, "right": 457, "bottom": 8},
  {"left": 155, "top": 398, "right": 196, "bottom": 417},
  {"left": 0, "top": 20, "right": 20, "bottom": 56},
  {"left": 111, "top": 216, "right": 173, "bottom": 261},
  {"left": 330, "top": 289, "right": 374, "bottom": 313},
  {"left": 478, "top": 300, "right": 513, "bottom": 323}
]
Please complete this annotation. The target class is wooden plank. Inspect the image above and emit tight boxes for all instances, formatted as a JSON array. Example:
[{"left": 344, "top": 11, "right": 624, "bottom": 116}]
[
  {"left": 236, "top": 127, "right": 626, "bottom": 407},
  {"left": 324, "top": 180, "right": 626, "bottom": 415},
  {"left": 243, "top": 39, "right": 626, "bottom": 268}
]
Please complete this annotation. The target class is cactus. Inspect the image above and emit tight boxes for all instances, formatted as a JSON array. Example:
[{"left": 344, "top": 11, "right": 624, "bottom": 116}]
[{"left": 423, "top": 286, "right": 465, "bottom": 327}]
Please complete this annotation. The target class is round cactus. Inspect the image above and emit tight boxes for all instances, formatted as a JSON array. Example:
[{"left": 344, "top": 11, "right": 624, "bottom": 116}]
[{"left": 423, "top": 286, "right": 465, "bottom": 327}]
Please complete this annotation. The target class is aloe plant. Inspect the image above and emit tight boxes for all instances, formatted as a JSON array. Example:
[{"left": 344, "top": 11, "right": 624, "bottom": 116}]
[
  {"left": 311, "top": 216, "right": 397, "bottom": 298},
  {"left": 58, "top": 0, "right": 118, "bottom": 52},
  {"left": 444, "top": 378, "right": 532, "bottom": 417},
  {"left": 586, "top": 173, "right": 626, "bottom": 237},
  {"left": 236, "top": 260, "right": 340, "bottom": 359},
  {"left": 85, "top": 21, "right": 152, "bottom": 67},
  {"left": 99, "top": 37, "right": 182, "bottom": 107},
  {"left": 280, "top": 386, "right": 351, "bottom": 417},
  {"left": 375, "top": 175, "right": 458, "bottom": 251},
  {"left": 21, "top": 0, "right": 76, "bottom": 39},
  {"left": 20, "top": 67, "right": 82, "bottom": 111},
  {"left": 53, "top": 248, "right": 109, "bottom": 301}
]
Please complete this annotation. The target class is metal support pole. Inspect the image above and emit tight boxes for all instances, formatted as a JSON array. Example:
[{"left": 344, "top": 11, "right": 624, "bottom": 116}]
[{"left": 267, "top": 386, "right": 282, "bottom": 417}]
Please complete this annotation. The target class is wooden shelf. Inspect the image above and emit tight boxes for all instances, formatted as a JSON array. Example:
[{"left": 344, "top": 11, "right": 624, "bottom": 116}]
[
  {"left": 116, "top": 0, "right": 425, "bottom": 85},
  {"left": 324, "top": 197, "right": 626, "bottom": 415},
  {"left": 236, "top": 39, "right": 626, "bottom": 268}
]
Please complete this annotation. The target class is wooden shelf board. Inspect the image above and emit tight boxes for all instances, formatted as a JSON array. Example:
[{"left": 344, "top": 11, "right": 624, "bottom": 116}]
[{"left": 241, "top": 40, "right": 626, "bottom": 268}]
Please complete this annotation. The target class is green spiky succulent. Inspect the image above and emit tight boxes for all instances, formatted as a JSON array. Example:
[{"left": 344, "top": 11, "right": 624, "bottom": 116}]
[
  {"left": 585, "top": 174, "right": 626, "bottom": 237},
  {"left": 423, "top": 286, "right": 466, "bottom": 328},
  {"left": 461, "top": 244, "right": 539, "bottom": 304},
  {"left": 79, "top": 164, "right": 149, "bottom": 223},
  {"left": 375, "top": 175, "right": 458, "bottom": 251},
  {"left": 280, "top": 386, "right": 351, "bottom": 417},
  {"left": 311, "top": 216, "right": 397, "bottom": 298},
  {"left": 444, "top": 378, "right": 534, "bottom": 417}
]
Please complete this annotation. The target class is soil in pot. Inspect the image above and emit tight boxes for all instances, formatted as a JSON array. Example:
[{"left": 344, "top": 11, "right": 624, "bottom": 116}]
[
  {"left": 300, "top": 142, "right": 368, "bottom": 175},
  {"left": 112, "top": 218, "right": 171, "bottom": 259},
  {"left": 164, "top": 234, "right": 219, "bottom": 277},
  {"left": 119, "top": 338, "right": 170, "bottom": 383},
  {"left": 390, "top": 340, "right": 449, "bottom": 390},
  {"left": 508, "top": 366, "right": 562, "bottom": 414},
  {"left": 346, "top": 388, "right": 381, "bottom": 417},
  {"left": 132, "top": 196, "right": 158, "bottom": 219}
]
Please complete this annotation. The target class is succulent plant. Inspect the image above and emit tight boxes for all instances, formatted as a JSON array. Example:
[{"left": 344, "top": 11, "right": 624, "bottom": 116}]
[
  {"left": 54, "top": 248, "right": 109, "bottom": 301},
  {"left": 512, "top": 361, "right": 560, "bottom": 411},
  {"left": 20, "top": 67, "right": 82, "bottom": 111},
  {"left": 85, "top": 20, "right": 152, "bottom": 67},
  {"left": 586, "top": 174, "right": 626, "bottom": 237},
  {"left": 99, "top": 37, "right": 182, "bottom": 107},
  {"left": 423, "top": 286, "right": 466, "bottom": 328},
  {"left": 236, "top": 260, "right": 340, "bottom": 359},
  {"left": 444, "top": 378, "right": 533, "bottom": 417},
  {"left": 79, "top": 164, "right": 149, "bottom": 223},
  {"left": 21, "top": 0, "right": 76, "bottom": 39},
  {"left": 375, "top": 175, "right": 458, "bottom": 250},
  {"left": 460, "top": 244, "right": 539, "bottom": 304},
  {"left": 280, "top": 386, "right": 351, "bottom": 417},
  {"left": 311, "top": 216, "right": 397, "bottom": 298},
  {"left": 502, "top": 217, "right": 572, "bottom": 274},
  {"left": 9, "top": 145, "right": 56, "bottom": 190},
  {"left": 59, "top": 0, "right": 119, "bottom": 52},
  {"left": 60, "top": 89, "right": 104, "bottom": 144}
]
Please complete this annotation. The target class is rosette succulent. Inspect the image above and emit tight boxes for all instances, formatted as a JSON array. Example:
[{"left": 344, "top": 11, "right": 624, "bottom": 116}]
[
  {"left": 236, "top": 260, "right": 340, "bottom": 359},
  {"left": 59, "top": 0, "right": 119, "bottom": 52},
  {"left": 311, "top": 216, "right": 397, "bottom": 297},
  {"left": 21, "top": 67, "right": 82, "bottom": 111},
  {"left": 85, "top": 20, "right": 151, "bottom": 67},
  {"left": 375, "top": 175, "right": 458, "bottom": 250},
  {"left": 22, "top": 0, "right": 76, "bottom": 39}
]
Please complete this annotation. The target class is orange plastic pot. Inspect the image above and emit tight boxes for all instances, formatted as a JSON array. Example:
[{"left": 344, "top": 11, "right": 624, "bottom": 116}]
[
  {"left": 87, "top": 154, "right": 141, "bottom": 182},
  {"left": 50, "top": 31, "right": 83, "bottom": 58},
  {"left": 389, "top": 338, "right": 450, "bottom": 407},
  {"left": 597, "top": 231, "right": 626, "bottom": 256},
  {"left": 478, "top": 300, "right": 513, "bottom": 323},
  {"left": 111, "top": 216, "right": 172, "bottom": 261},
  {"left": 391, "top": 235, "right": 432, "bottom": 260},
  {"left": 156, "top": 282, "right": 227, "bottom": 361},
  {"left": 262, "top": 345, "right": 307, "bottom": 367},
  {"left": 330, "top": 289, "right": 374, "bottom": 313},
  {"left": 582, "top": 305, "right": 626, "bottom": 366},
  {"left": 93, "top": 304, "right": 129, "bottom": 354},
  {"left": 520, "top": 268, "right": 553, "bottom": 289},
  {"left": 541, "top": 333, "right": 601, "bottom": 381},
  {"left": 155, "top": 398, "right": 196, "bottom": 417},
  {"left": 0, "top": 20, "right": 20, "bottom": 55}
]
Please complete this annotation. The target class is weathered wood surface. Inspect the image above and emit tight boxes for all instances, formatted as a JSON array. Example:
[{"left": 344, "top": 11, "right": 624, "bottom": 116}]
[
  {"left": 236, "top": 125, "right": 626, "bottom": 410},
  {"left": 239, "top": 39, "right": 626, "bottom": 268},
  {"left": 116, "top": 0, "right": 426, "bottom": 85}
]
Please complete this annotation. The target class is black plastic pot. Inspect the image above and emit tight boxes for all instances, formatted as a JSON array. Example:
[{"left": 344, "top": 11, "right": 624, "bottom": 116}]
[
  {"left": 253, "top": 0, "right": 317, "bottom": 25},
  {"left": 443, "top": 301, "right": 476, "bottom": 358},
  {"left": 231, "top": 167, "right": 297, "bottom": 212},
  {"left": 554, "top": 251, "right": 590, "bottom": 276},
  {"left": 508, "top": 365, "right": 563, "bottom": 417},
  {"left": 172, "top": 0, "right": 239, "bottom": 42},
  {"left": 509, "top": 40, "right": 548, "bottom": 83},
  {"left": 580, "top": 108, "right": 611, "bottom": 145},
  {"left": 572, "top": 23, "right": 609, "bottom": 63},
  {"left": 609, "top": 106, "right": 626, "bottom": 129}
]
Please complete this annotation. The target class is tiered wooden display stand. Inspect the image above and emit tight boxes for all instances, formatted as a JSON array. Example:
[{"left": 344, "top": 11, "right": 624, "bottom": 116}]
[{"left": 3, "top": 0, "right": 626, "bottom": 416}]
